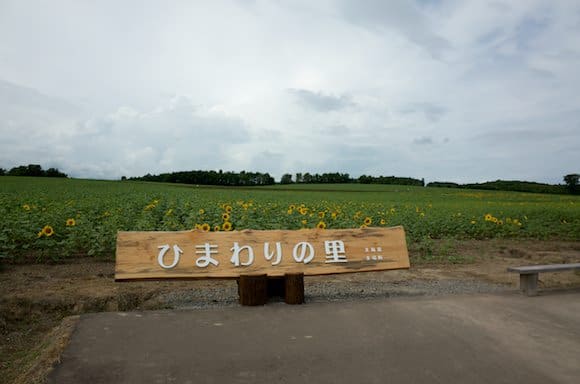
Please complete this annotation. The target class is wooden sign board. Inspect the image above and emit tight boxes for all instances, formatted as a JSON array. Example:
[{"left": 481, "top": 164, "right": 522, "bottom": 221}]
[{"left": 115, "top": 226, "right": 409, "bottom": 281}]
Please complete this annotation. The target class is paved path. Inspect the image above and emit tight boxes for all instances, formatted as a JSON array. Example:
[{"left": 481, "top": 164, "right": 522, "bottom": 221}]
[{"left": 49, "top": 291, "right": 580, "bottom": 383}]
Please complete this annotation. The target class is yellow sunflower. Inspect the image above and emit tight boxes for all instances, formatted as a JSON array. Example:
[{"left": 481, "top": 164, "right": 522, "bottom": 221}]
[
  {"left": 198, "top": 209, "right": 205, "bottom": 215},
  {"left": 484, "top": 214, "right": 493, "bottom": 221},
  {"left": 213, "top": 225, "right": 220, "bottom": 232},
  {"left": 23, "top": 204, "right": 31, "bottom": 211},
  {"left": 225, "top": 205, "right": 233, "bottom": 213},
  {"left": 66, "top": 218, "right": 76, "bottom": 226},
  {"left": 380, "top": 218, "right": 386, "bottom": 225},
  {"left": 222, "top": 221, "right": 232, "bottom": 231},
  {"left": 222, "top": 212, "right": 230, "bottom": 221},
  {"left": 364, "top": 217, "right": 372, "bottom": 226},
  {"left": 200, "top": 223, "right": 210, "bottom": 232},
  {"left": 316, "top": 221, "right": 326, "bottom": 229},
  {"left": 42, "top": 225, "right": 54, "bottom": 237}
]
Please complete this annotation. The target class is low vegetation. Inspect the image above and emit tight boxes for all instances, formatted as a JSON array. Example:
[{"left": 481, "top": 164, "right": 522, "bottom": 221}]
[{"left": 0, "top": 177, "right": 578, "bottom": 263}]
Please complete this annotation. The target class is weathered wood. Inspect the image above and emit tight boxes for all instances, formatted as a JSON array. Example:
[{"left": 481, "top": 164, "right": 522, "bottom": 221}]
[
  {"left": 115, "top": 227, "right": 410, "bottom": 281},
  {"left": 507, "top": 263, "right": 580, "bottom": 274},
  {"left": 284, "top": 273, "right": 304, "bottom": 305},
  {"left": 238, "top": 274, "right": 268, "bottom": 306}
]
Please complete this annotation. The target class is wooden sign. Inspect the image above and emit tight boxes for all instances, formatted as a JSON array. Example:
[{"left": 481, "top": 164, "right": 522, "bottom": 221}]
[{"left": 115, "top": 226, "right": 409, "bottom": 281}]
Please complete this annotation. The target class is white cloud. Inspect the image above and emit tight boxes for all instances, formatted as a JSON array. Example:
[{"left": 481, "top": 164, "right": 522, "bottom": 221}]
[{"left": 0, "top": 1, "right": 579, "bottom": 183}]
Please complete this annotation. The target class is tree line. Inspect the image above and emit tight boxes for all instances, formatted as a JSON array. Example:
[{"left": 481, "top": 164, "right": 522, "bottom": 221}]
[
  {"left": 130, "top": 170, "right": 275, "bottom": 186},
  {"left": 2, "top": 163, "right": 576, "bottom": 195},
  {"left": 280, "top": 172, "right": 424, "bottom": 186},
  {"left": 427, "top": 175, "right": 579, "bottom": 195},
  {"left": 0, "top": 164, "right": 67, "bottom": 178}
]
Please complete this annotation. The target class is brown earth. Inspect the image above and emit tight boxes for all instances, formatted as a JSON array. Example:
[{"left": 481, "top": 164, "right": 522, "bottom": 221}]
[{"left": 1, "top": 239, "right": 580, "bottom": 384}]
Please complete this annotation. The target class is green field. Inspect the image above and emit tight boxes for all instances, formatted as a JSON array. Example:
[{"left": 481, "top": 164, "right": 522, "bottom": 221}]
[{"left": 1, "top": 177, "right": 578, "bottom": 261}]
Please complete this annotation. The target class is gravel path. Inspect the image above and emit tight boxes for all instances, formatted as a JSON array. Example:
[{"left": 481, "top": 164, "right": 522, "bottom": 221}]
[{"left": 161, "top": 278, "right": 511, "bottom": 309}]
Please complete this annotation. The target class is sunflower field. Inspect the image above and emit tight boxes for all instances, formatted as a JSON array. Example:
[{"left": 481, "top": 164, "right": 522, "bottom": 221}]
[{"left": 1, "top": 177, "right": 578, "bottom": 261}]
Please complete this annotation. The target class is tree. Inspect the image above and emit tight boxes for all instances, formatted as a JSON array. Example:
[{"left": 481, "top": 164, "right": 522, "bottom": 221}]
[
  {"left": 280, "top": 174, "right": 293, "bottom": 184},
  {"left": 0, "top": 168, "right": 5, "bottom": 176},
  {"left": 564, "top": 173, "right": 579, "bottom": 194}
]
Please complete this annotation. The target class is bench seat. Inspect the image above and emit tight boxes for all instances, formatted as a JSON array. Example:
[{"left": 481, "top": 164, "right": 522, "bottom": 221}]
[{"left": 507, "top": 263, "right": 580, "bottom": 296}]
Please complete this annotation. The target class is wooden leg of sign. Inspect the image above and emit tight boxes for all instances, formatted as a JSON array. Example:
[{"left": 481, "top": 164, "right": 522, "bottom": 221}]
[
  {"left": 267, "top": 276, "right": 286, "bottom": 299},
  {"left": 284, "top": 273, "right": 304, "bottom": 305},
  {"left": 238, "top": 274, "right": 268, "bottom": 306}
]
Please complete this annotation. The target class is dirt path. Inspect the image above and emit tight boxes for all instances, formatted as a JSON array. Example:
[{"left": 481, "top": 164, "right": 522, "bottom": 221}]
[{"left": 1, "top": 239, "right": 579, "bottom": 384}]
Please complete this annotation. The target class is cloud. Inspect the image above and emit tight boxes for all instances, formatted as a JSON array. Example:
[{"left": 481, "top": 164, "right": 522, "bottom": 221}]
[
  {"left": 0, "top": 85, "right": 252, "bottom": 178},
  {"left": 401, "top": 102, "right": 447, "bottom": 122},
  {"left": 413, "top": 136, "right": 434, "bottom": 145},
  {"left": 1, "top": 1, "right": 579, "bottom": 184},
  {"left": 337, "top": 0, "right": 450, "bottom": 58},
  {"left": 288, "top": 89, "right": 355, "bottom": 112}
]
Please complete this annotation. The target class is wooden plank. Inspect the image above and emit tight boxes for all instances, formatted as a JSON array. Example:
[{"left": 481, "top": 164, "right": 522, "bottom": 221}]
[
  {"left": 507, "top": 263, "right": 580, "bottom": 274},
  {"left": 115, "top": 226, "right": 410, "bottom": 281}
]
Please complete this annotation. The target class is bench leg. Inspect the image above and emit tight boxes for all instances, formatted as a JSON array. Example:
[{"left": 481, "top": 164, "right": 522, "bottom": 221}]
[
  {"left": 284, "top": 273, "right": 304, "bottom": 305},
  {"left": 520, "top": 273, "right": 538, "bottom": 296}
]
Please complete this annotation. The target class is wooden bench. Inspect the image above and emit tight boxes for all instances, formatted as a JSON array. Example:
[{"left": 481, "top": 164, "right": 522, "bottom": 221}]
[
  {"left": 115, "top": 227, "right": 410, "bottom": 306},
  {"left": 507, "top": 263, "right": 580, "bottom": 296}
]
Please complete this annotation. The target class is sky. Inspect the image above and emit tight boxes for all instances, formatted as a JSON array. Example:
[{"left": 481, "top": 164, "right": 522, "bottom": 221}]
[{"left": 0, "top": 0, "right": 579, "bottom": 184}]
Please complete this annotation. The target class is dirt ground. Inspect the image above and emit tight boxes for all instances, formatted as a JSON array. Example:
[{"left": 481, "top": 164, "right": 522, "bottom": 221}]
[{"left": 1, "top": 239, "right": 580, "bottom": 384}]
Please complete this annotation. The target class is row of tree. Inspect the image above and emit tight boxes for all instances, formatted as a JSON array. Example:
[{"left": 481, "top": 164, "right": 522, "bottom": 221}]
[
  {"left": 2, "top": 164, "right": 577, "bottom": 195},
  {"left": 130, "top": 170, "right": 275, "bottom": 186},
  {"left": 0, "top": 164, "right": 67, "bottom": 178},
  {"left": 280, "top": 172, "right": 425, "bottom": 186},
  {"left": 427, "top": 174, "right": 579, "bottom": 195}
]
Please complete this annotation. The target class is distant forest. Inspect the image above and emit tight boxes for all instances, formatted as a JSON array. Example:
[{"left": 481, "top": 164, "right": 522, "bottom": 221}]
[
  {"left": 130, "top": 171, "right": 425, "bottom": 187},
  {"left": 2, "top": 164, "right": 577, "bottom": 195},
  {"left": 130, "top": 170, "right": 276, "bottom": 186},
  {"left": 426, "top": 180, "right": 571, "bottom": 195},
  {"left": 0, "top": 164, "right": 67, "bottom": 178}
]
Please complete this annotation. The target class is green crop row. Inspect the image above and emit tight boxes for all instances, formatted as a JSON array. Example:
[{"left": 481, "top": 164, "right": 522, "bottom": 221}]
[{"left": 0, "top": 177, "right": 578, "bottom": 261}]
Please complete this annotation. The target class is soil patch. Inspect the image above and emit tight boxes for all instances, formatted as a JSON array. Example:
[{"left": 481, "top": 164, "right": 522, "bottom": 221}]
[{"left": 1, "top": 239, "right": 579, "bottom": 384}]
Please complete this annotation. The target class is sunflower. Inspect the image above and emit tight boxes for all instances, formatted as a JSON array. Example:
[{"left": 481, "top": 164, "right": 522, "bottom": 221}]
[
  {"left": 318, "top": 212, "right": 325, "bottom": 219},
  {"left": 224, "top": 205, "right": 232, "bottom": 213},
  {"left": 289, "top": 204, "right": 296, "bottom": 210},
  {"left": 66, "top": 218, "right": 76, "bottom": 226},
  {"left": 222, "top": 212, "right": 230, "bottom": 221},
  {"left": 380, "top": 218, "right": 386, "bottom": 225},
  {"left": 360, "top": 224, "right": 368, "bottom": 229},
  {"left": 222, "top": 221, "right": 232, "bottom": 231},
  {"left": 214, "top": 225, "right": 220, "bottom": 232},
  {"left": 22, "top": 204, "right": 31, "bottom": 211},
  {"left": 316, "top": 221, "right": 326, "bottom": 229},
  {"left": 198, "top": 209, "right": 205, "bottom": 215},
  {"left": 42, "top": 225, "right": 54, "bottom": 237},
  {"left": 364, "top": 217, "right": 372, "bottom": 226},
  {"left": 200, "top": 223, "right": 210, "bottom": 232},
  {"left": 484, "top": 214, "right": 493, "bottom": 221}
]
